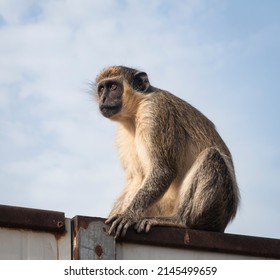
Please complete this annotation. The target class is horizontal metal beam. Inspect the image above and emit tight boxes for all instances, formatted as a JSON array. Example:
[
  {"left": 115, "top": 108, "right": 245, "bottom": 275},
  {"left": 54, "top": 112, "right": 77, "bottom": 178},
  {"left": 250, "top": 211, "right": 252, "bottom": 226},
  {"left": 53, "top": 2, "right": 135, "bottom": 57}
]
[
  {"left": 72, "top": 215, "right": 280, "bottom": 259},
  {"left": 0, "top": 204, "right": 65, "bottom": 233},
  {"left": 120, "top": 226, "right": 280, "bottom": 259}
]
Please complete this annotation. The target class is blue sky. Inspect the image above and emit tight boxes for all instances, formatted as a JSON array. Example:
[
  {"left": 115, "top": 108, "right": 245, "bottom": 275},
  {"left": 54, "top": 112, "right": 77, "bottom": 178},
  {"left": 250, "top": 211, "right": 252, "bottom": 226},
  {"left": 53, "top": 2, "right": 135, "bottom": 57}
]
[{"left": 0, "top": 0, "right": 279, "bottom": 239}]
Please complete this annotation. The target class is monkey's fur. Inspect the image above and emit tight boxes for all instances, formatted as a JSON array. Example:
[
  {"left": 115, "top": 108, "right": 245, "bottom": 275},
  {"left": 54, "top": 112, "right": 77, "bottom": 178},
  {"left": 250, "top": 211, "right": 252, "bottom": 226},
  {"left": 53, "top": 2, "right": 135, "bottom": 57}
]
[{"left": 95, "top": 66, "right": 240, "bottom": 239}]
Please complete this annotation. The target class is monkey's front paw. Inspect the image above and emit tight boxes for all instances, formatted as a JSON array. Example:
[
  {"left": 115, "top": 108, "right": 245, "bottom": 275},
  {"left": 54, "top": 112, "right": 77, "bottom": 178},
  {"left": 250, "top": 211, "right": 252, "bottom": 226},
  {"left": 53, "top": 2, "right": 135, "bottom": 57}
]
[
  {"left": 135, "top": 218, "right": 158, "bottom": 233},
  {"left": 105, "top": 212, "right": 137, "bottom": 239}
]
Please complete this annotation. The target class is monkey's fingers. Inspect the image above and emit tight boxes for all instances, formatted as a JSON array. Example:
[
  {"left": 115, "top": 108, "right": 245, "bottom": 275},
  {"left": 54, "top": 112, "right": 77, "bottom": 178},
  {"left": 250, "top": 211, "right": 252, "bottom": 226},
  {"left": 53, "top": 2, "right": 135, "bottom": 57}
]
[
  {"left": 145, "top": 222, "right": 152, "bottom": 232},
  {"left": 114, "top": 222, "right": 123, "bottom": 239},
  {"left": 105, "top": 214, "right": 119, "bottom": 225},
  {"left": 107, "top": 217, "right": 121, "bottom": 236},
  {"left": 106, "top": 214, "right": 133, "bottom": 238},
  {"left": 114, "top": 218, "right": 134, "bottom": 239},
  {"left": 114, "top": 219, "right": 130, "bottom": 239},
  {"left": 135, "top": 219, "right": 154, "bottom": 233},
  {"left": 135, "top": 220, "right": 145, "bottom": 232}
]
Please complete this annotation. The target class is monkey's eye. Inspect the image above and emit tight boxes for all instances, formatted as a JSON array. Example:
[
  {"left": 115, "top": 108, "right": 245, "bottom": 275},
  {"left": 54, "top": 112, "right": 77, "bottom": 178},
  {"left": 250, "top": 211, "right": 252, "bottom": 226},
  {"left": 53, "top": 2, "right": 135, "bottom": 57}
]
[
  {"left": 111, "top": 84, "right": 117, "bottom": 91},
  {"left": 98, "top": 86, "right": 104, "bottom": 95}
]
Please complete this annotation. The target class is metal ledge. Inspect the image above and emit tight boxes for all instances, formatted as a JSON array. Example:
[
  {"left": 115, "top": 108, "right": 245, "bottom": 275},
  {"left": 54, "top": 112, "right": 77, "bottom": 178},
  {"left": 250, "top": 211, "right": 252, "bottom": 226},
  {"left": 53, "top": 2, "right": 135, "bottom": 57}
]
[
  {"left": 0, "top": 204, "right": 65, "bottom": 233},
  {"left": 0, "top": 206, "right": 279, "bottom": 259},
  {"left": 121, "top": 226, "right": 280, "bottom": 259},
  {"left": 72, "top": 216, "right": 280, "bottom": 259}
]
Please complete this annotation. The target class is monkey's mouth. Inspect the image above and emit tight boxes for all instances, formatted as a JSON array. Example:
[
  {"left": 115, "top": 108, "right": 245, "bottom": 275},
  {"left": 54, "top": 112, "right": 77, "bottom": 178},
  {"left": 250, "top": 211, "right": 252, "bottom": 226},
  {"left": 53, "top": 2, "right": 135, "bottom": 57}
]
[{"left": 100, "top": 104, "right": 121, "bottom": 118}]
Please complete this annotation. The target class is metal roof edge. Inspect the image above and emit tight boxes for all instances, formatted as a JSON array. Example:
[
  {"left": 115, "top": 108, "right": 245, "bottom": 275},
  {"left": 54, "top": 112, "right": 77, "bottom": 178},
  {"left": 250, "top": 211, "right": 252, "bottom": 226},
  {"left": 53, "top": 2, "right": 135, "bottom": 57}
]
[
  {"left": 72, "top": 215, "right": 280, "bottom": 259},
  {"left": 0, "top": 204, "right": 65, "bottom": 233}
]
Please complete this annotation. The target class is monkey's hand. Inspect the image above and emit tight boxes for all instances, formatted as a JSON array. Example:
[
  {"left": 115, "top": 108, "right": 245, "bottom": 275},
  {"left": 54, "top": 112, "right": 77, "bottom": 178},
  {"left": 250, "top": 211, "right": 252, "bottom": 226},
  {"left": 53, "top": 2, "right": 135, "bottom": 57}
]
[
  {"left": 135, "top": 217, "right": 186, "bottom": 233},
  {"left": 134, "top": 218, "right": 159, "bottom": 233},
  {"left": 105, "top": 210, "right": 141, "bottom": 239}
]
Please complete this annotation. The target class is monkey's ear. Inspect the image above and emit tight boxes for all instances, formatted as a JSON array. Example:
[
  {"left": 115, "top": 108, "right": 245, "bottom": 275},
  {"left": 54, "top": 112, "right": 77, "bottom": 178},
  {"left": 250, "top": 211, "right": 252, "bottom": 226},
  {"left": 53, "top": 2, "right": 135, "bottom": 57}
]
[{"left": 133, "top": 72, "right": 150, "bottom": 92}]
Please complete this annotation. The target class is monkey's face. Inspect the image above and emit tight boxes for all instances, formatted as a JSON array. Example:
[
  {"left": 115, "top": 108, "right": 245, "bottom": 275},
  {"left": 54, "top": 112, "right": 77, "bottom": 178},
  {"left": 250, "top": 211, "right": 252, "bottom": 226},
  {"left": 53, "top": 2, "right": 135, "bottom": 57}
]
[
  {"left": 97, "top": 78, "right": 124, "bottom": 118},
  {"left": 96, "top": 66, "right": 153, "bottom": 119}
]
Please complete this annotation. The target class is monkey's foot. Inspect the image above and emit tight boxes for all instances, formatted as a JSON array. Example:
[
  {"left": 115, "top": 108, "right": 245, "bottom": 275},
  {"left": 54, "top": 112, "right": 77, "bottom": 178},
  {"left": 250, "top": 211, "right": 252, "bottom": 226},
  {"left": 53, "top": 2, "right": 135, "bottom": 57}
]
[{"left": 135, "top": 217, "right": 185, "bottom": 233}]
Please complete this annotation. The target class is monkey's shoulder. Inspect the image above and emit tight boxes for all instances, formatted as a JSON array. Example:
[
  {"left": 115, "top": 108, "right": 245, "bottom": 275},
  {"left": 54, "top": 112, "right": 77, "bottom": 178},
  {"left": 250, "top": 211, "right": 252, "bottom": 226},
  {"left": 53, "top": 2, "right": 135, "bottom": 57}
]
[{"left": 142, "top": 90, "right": 212, "bottom": 124}]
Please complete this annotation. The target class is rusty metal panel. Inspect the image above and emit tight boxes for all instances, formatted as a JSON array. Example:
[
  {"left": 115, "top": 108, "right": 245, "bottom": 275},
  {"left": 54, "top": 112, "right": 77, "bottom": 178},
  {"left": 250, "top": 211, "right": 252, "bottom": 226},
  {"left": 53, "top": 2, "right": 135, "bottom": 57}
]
[
  {"left": 183, "top": 230, "right": 280, "bottom": 259},
  {"left": 0, "top": 218, "right": 71, "bottom": 259},
  {"left": 57, "top": 218, "right": 72, "bottom": 260},
  {"left": 0, "top": 204, "right": 65, "bottom": 232},
  {"left": 118, "top": 226, "right": 280, "bottom": 259},
  {"left": 72, "top": 216, "right": 115, "bottom": 260},
  {"left": 72, "top": 215, "right": 280, "bottom": 260},
  {"left": 0, "top": 205, "right": 71, "bottom": 260}
]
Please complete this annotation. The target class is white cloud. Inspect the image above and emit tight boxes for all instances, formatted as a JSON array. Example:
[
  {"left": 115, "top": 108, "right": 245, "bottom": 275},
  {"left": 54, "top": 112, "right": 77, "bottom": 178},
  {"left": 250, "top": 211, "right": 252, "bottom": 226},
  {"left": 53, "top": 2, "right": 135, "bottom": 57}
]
[{"left": 1, "top": 120, "right": 34, "bottom": 147}]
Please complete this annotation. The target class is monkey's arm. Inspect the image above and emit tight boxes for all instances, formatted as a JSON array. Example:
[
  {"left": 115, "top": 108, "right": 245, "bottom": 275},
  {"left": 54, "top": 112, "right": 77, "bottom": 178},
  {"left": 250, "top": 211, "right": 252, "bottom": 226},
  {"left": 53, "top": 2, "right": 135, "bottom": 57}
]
[
  {"left": 106, "top": 166, "right": 176, "bottom": 239},
  {"left": 107, "top": 174, "right": 142, "bottom": 219},
  {"left": 107, "top": 190, "right": 128, "bottom": 219},
  {"left": 105, "top": 98, "right": 180, "bottom": 239}
]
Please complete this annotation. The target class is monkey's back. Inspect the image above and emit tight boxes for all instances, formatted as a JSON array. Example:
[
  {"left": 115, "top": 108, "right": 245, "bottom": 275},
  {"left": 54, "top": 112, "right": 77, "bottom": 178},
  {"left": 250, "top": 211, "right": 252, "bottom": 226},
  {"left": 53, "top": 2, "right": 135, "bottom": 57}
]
[{"left": 147, "top": 89, "right": 232, "bottom": 160}]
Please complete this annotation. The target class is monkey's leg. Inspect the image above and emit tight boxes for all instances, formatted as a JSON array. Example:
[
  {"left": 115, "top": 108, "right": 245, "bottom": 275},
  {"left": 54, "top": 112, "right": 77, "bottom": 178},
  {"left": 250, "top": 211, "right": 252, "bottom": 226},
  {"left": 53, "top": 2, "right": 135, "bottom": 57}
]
[
  {"left": 135, "top": 147, "right": 237, "bottom": 233},
  {"left": 176, "top": 147, "right": 238, "bottom": 232}
]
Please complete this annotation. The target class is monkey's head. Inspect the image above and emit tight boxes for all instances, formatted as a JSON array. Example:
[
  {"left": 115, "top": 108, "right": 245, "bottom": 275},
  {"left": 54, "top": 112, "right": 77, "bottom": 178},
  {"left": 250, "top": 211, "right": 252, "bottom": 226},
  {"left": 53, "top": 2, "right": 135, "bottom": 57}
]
[{"left": 95, "top": 66, "right": 153, "bottom": 119}]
